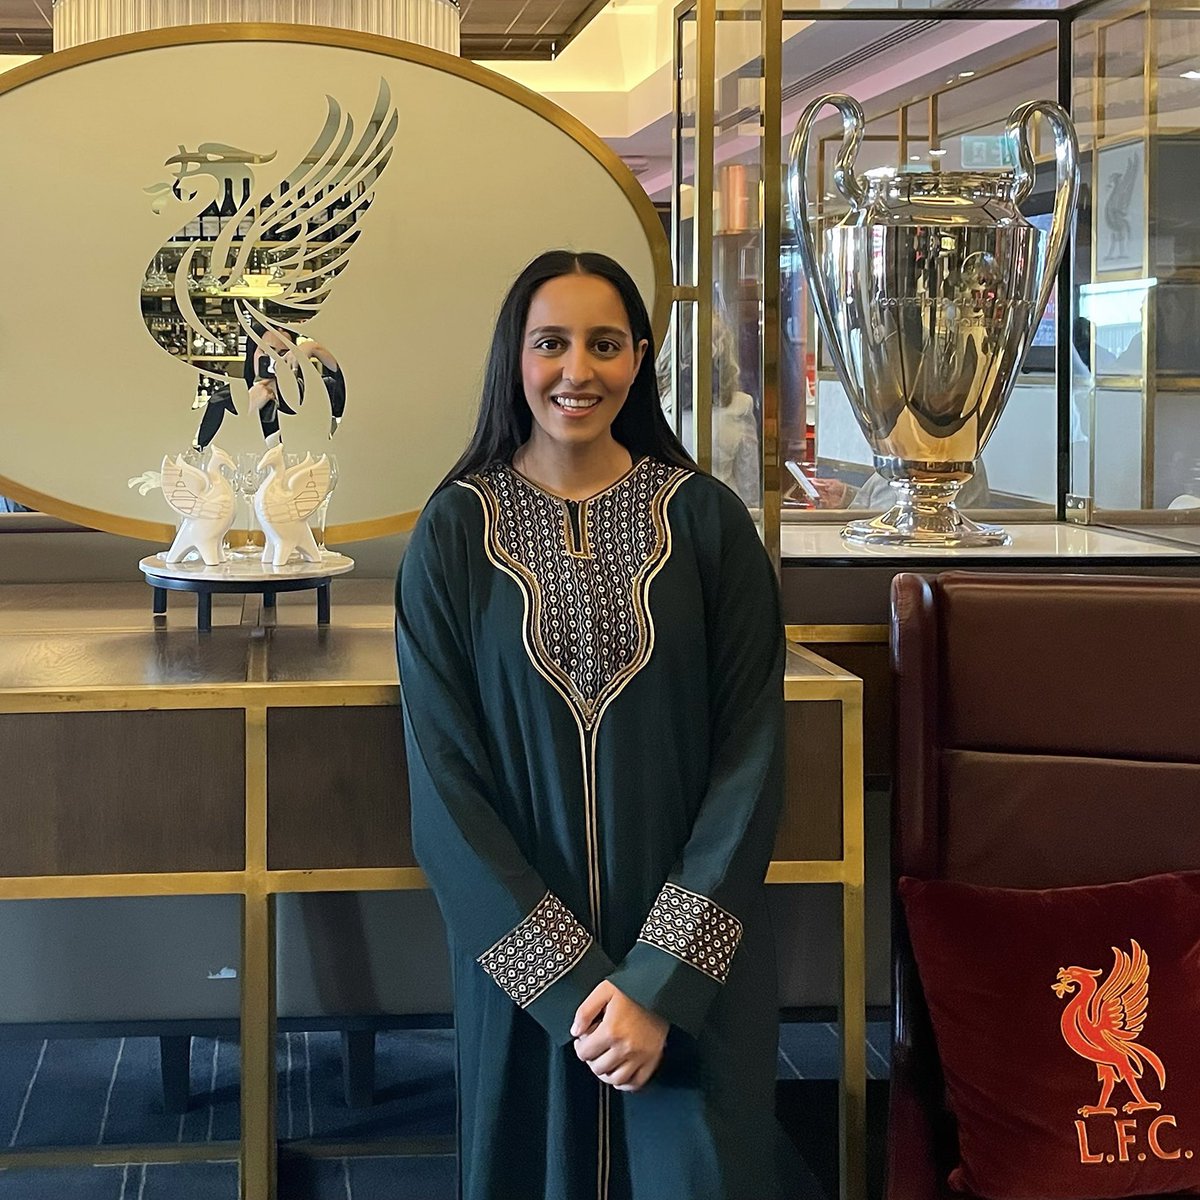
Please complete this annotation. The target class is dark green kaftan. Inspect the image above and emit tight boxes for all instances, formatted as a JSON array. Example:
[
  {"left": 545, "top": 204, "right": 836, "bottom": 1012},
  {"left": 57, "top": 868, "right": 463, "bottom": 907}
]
[{"left": 395, "top": 456, "right": 785, "bottom": 1200}]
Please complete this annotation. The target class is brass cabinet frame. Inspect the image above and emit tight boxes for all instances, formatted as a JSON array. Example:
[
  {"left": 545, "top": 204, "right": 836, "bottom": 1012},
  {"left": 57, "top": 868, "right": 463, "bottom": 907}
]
[{"left": 0, "top": 590, "right": 864, "bottom": 1200}]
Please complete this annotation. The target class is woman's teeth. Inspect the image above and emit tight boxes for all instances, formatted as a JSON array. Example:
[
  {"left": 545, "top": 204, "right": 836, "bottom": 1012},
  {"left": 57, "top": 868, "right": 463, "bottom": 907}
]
[{"left": 552, "top": 395, "right": 600, "bottom": 410}]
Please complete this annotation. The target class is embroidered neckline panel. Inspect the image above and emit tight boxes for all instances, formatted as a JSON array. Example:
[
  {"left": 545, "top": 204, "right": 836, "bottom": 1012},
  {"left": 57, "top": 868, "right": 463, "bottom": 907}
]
[{"left": 463, "top": 458, "right": 690, "bottom": 730}]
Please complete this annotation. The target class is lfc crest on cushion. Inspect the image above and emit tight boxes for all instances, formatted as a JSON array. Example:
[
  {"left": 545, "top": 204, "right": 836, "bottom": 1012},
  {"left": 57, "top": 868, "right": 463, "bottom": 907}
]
[{"left": 1053, "top": 941, "right": 1191, "bottom": 1166}]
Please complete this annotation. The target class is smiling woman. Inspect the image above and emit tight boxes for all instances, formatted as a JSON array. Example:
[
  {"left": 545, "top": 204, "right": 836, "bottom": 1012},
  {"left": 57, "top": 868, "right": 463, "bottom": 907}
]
[{"left": 395, "top": 250, "right": 789, "bottom": 1200}]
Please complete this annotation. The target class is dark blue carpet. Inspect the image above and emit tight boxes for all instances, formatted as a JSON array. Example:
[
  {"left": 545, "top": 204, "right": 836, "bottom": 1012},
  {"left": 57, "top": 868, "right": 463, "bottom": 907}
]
[{"left": 0, "top": 1024, "right": 889, "bottom": 1198}]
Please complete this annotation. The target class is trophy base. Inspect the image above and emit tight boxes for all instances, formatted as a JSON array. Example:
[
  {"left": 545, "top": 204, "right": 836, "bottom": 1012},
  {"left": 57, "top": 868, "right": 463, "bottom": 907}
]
[{"left": 842, "top": 504, "right": 1012, "bottom": 549}]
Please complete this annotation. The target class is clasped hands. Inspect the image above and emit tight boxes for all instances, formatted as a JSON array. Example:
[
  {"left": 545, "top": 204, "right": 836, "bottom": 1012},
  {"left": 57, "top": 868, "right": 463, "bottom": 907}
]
[{"left": 571, "top": 980, "right": 668, "bottom": 1093}]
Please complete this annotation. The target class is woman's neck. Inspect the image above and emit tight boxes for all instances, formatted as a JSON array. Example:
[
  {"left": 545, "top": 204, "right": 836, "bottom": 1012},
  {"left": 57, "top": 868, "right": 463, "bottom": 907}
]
[{"left": 512, "top": 435, "right": 634, "bottom": 502}]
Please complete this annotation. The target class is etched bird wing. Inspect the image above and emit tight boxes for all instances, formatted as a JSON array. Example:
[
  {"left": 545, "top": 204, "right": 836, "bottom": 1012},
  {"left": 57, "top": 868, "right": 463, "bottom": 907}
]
[
  {"left": 160, "top": 455, "right": 228, "bottom": 520},
  {"left": 261, "top": 456, "right": 331, "bottom": 524},
  {"left": 1114, "top": 151, "right": 1140, "bottom": 213},
  {"left": 251, "top": 79, "right": 399, "bottom": 326}
]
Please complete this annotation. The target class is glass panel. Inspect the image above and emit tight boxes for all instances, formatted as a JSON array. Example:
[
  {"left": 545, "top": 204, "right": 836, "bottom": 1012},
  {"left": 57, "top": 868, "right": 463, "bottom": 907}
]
[
  {"left": 671, "top": 11, "right": 698, "bottom": 451},
  {"left": 1075, "top": 1, "right": 1200, "bottom": 549},
  {"left": 779, "top": 17, "right": 1062, "bottom": 519},
  {"left": 712, "top": 0, "right": 765, "bottom": 511}
]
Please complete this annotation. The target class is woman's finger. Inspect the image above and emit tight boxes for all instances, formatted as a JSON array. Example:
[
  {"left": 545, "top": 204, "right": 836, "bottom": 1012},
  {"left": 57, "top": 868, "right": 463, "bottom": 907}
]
[
  {"left": 589, "top": 1047, "right": 630, "bottom": 1078},
  {"left": 573, "top": 1029, "right": 613, "bottom": 1064}
]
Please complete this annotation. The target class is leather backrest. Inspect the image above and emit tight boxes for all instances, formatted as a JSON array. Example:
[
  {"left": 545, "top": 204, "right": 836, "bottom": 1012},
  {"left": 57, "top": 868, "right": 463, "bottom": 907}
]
[{"left": 892, "top": 571, "right": 1200, "bottom": 886}]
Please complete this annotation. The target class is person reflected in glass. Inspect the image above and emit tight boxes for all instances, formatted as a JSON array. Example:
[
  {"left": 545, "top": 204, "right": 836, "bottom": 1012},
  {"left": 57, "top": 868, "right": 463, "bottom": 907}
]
[
  {"left": 810, "top": 461, "right": 991, "bottom": 510},
  {"left": 245, "top": 326, "right": 345, "bottom": 443},
  {"left": 656, "top": 311, "right": 762, "bottom": 508},
  {"left": 395, "top": 250, "right": 786, "bottom": 1200},
  {"left": 192, "top": 324, "right": 346, "bottom": 450}
]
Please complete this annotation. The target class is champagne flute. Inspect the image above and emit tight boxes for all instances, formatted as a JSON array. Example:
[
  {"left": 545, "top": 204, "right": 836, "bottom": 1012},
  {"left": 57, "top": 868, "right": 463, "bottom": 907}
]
[
  {"left": 311, "top": 454, "right": 339, "bottom": 554},
  {"left": 229, "top": 452, "right": 263, "bottom": 558}
]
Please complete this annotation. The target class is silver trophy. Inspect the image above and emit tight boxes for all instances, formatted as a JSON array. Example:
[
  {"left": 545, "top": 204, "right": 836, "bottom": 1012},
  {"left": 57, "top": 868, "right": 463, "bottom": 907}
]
[{"left": 788, "top": 94, "right": 1079, "bottom": 546}]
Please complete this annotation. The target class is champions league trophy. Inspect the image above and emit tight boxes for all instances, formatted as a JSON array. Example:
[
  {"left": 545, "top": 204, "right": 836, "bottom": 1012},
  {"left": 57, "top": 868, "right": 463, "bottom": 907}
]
[{"left": 787, "top": 95, "right": 1079, "bottom": 546}]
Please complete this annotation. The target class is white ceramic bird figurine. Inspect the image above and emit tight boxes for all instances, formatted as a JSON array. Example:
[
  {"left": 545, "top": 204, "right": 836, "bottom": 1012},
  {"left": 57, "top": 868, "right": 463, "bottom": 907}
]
[
  {"left": 160, "top": 446, "right": 238, "bottom": 565},
  {"left": 254, "top": 444, "right": 331, "bottom": 567}
]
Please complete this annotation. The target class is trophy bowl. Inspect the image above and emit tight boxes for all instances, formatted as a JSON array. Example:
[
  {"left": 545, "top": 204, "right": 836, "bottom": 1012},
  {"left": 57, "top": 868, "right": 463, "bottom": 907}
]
[{"left": 787, "top": 94, "right": 1079, "bottom": 547}]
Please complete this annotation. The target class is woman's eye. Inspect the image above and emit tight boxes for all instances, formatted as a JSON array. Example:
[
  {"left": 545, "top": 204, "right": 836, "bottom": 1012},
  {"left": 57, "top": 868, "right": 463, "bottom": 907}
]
[
  {"left": 594, "top": 340, "right": 621, "bottom": 355},
  {"left": 534, "top": 337, "right": 563, "bottom": 352}
]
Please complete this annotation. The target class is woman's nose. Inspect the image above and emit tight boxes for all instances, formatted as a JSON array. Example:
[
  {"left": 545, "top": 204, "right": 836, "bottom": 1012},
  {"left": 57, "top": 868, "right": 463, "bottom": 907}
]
[{"left": 562, "top": 347, "right": 594, "bottom": 384}]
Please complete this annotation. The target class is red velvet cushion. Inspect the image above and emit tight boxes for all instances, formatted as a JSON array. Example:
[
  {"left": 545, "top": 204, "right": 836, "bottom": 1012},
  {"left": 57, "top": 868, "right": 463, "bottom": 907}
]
[{"left": 899, "top": 872, "right": 1200, "bottom": 1200}]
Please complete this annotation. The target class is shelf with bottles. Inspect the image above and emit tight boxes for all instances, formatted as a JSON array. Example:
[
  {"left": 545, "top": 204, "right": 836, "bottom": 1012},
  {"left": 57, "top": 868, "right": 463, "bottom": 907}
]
[
  {"left": 162, "top": 174, "right": 371, "bottom": 248},
  {"left": 144, "top": 314, "right": 249, "bottom": 364}
]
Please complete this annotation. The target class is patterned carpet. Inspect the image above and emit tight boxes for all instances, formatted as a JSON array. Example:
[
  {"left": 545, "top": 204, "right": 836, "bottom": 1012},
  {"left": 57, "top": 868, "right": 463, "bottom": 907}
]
[{"left": 0, "top": 1023, "right": 890, "bottom": 1199}]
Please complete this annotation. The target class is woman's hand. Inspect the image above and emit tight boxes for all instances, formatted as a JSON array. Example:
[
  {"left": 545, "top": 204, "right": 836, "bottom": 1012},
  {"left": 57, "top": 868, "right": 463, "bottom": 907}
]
[
  {"left": 571, "top": 981, "right": 668, "bottom": 1092},
  {"left": 247, "top": 378, "right": 278, "bottom": 413}
]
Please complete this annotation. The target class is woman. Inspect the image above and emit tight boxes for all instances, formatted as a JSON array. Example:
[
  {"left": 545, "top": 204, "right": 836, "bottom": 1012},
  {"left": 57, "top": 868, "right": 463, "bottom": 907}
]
[{"left": 395, "top": 250, "right": 784, "bottom": 1200}]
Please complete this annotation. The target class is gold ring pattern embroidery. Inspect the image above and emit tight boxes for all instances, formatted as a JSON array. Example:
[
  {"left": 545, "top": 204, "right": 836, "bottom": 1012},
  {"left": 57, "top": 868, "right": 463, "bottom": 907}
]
[
  {"left": 638, "top": 882, "right": 743, "bottom": 983},
  {"left": 477, "top": 891, "right": 593, "bottom": 1008}
]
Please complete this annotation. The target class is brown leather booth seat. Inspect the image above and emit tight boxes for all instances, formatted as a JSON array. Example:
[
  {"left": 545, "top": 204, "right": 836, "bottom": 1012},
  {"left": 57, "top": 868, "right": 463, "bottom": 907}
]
[{"left": 888, "top": 571, "right": 1200, "bottom": 1200}]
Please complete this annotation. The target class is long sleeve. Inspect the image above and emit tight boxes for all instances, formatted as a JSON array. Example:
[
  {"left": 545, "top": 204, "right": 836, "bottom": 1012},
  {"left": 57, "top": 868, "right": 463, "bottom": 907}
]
[
  {"left": 395, "top": 493, "right": 615, "bottom": 1044},
  {"left": 607, "top": 486, "right": 785, "bottom": 1036}
]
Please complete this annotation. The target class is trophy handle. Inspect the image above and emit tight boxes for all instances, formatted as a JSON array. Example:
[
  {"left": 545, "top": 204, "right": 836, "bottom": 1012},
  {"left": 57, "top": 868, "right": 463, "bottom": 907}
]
[
  {"left": 787, "top": 93, "right": 866, "bottom": 408},
  {"left": 1006, "top": 100, "right": 1079, "bottom": 323}
]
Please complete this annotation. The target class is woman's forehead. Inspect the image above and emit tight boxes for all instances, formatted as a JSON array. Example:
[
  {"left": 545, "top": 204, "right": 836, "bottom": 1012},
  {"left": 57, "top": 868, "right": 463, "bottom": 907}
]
[{"left": 526, "top": 273, "right": 629, "bottom": 330}]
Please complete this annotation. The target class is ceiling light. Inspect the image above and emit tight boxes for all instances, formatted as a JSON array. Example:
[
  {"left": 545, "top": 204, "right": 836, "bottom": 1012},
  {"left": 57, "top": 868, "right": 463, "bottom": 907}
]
[
  {"left": 929, "top": 147, "right": 948, "bottom": 157},
  {"left": 958, "top": 70, "right": 975, "bottom": 78},
  {"left": 1182, "top": 69, "right": 1200, "bottom": 80},
  {"left": 909, "top": 155, "right": 921, "bottom": 162}
]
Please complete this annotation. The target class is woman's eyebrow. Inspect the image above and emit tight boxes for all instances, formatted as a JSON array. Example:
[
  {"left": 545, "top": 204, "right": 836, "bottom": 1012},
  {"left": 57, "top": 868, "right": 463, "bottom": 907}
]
[{"left": 525, "top": 324, "right": 631, "bottom": 340}]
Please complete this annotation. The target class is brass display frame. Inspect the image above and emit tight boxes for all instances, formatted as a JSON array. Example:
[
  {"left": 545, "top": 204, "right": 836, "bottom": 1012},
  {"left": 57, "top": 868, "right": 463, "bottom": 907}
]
[
  {"left": 0, "top": 23, "right": 672, "bottom": 545},
  {"left": 0, "top": 589, "right": 865, "bottom": 1200}
]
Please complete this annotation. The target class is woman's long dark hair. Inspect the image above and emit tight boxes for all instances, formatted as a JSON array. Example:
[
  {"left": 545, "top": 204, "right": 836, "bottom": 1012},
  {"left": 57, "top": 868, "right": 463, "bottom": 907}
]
[{"left": 436, "top": 250, "right": 696, "bottom": 491}]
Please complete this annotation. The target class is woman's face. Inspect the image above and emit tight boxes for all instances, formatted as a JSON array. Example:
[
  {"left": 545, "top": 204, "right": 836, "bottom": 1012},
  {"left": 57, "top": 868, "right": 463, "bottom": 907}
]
[{"left": 520, "top": 272, "right": 647, "bottom": 453}]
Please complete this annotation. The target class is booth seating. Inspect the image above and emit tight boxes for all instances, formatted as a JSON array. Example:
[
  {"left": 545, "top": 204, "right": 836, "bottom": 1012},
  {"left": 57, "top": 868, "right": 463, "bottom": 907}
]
[{"left": 887, "top": 571, "right": 1200, "bottom": 1200}]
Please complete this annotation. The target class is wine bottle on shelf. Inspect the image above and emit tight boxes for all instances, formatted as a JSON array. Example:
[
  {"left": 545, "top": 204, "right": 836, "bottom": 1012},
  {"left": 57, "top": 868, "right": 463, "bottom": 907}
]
[
  {"left": 276, "top": 180, "right": 295, "bottom": 241},
  {"left": 184, "top": 206, "right": 202, "bottom": 241},
  {"left": 200, "top": 197, "right": 221, "bottom": 240},
  {"left": 218, "top": 178, "right": 237, "bottom": 231},
  {"left": 237, "top": 179, "right": 254, "bottom": 239}
]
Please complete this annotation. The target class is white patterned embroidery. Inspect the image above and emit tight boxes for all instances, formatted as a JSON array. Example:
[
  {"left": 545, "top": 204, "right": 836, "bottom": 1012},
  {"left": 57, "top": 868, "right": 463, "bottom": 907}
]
[
  {"left": 465, "top": 459, "right": 689, "bottom": 729},
  {"left": 638, "top": 882, "right": 742, "bottom": 983},
  {"left": 477, "top": 892, "right": 593, "bottom": 1007}
]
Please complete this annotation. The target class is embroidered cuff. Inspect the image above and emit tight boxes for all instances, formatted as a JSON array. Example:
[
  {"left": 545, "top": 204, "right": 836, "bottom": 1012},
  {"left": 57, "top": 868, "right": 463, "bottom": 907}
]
[
  {"left": 477, "top": 892, "right": 593, "bottom": 1008},
  {"left": 637, "top": 882, "right": 742, "bottom": 983}
]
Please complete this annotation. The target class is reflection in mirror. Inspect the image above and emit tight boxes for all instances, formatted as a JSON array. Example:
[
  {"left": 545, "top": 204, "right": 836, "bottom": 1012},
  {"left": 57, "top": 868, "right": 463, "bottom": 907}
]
[{"left": 142, "top": 79, "right": 399, "bottom": 451}]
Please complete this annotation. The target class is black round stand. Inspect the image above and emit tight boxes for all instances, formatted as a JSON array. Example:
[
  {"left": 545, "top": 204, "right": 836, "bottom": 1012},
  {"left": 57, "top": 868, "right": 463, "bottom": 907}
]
[{"left": 144, "top": 572, "right": 333, "bottom": 632}]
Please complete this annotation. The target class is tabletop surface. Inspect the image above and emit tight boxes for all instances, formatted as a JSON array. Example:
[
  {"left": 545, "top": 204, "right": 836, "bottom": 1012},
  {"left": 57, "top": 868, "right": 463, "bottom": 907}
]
[{"left": 0, "top": 580, "right": 849, "bottom": 697}]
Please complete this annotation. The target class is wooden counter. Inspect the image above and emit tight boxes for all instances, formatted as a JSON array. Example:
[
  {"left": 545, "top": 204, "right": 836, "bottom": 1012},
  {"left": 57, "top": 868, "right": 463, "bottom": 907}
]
[{"left": 0, "top": 579, "right": 864, "bottom": 1200}]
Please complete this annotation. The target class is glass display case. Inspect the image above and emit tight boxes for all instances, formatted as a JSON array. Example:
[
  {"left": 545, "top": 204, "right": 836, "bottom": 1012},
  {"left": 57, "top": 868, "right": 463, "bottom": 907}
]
[{"left": 673, "top": 0, "right": 1200, "bottom": 564}]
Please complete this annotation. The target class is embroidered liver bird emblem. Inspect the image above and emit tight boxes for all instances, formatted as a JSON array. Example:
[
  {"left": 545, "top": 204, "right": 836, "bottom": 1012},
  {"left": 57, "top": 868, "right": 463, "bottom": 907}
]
[{"left": 1053, "top": 940, "right": 1166, "bottom": 1117}]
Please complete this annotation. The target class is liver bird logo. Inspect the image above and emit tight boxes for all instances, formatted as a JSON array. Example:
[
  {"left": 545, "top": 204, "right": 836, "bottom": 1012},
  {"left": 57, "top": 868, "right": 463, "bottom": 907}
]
[
  {"left": 1053, "top": 940, "right": 1166, "bottom": 1117},
  {"left": 143, "top": 79, "right": 398, "bottom": 449},
  {"left": 1102, "top": 146, "right": 1140, "bottom": 264}
]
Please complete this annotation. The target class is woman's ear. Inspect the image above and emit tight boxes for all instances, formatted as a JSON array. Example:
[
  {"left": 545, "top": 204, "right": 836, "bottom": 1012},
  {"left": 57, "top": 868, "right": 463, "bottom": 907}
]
[{"left": 634, "top": 339, "right": 649, "bottom": 373}]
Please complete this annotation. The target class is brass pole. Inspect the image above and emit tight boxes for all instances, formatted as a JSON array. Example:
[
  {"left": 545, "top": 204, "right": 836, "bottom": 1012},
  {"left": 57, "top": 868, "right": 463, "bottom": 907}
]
[
  {"left": 762, "top": 0, "right": 783, "bottom": 571},
  {"left": 695, "top": 0, "right": 716, "bottom": 472},
  {"left": 240, "top": 706, "right": 276, "bottom": 1200}
]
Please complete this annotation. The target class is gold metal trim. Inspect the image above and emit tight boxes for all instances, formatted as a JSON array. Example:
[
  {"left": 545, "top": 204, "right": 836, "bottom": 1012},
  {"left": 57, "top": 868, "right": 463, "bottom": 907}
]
[
  {"left": 266, "top": 867, "right": 428, "bottom": 891},
  {"left": 0, "top": 1143, "right": 241, "bottom": 1169},
  {"left": 0, "top": 682, "right": 400, "bottom": 713},
  {"left": 786, "top": 624, "right": 888, "bottom": 644},
  {"left": 0, "top": 871, "right": 246, "bottom": 900},
  {"left": 694, "top": 0, "right": 715, "bottom": 474},
  {"left": 241, "top": 705, "right": 275, "bottom": 1200},
  {"left": 0, "top": 23, "right": 671, "bottom": 543},
  {"left": 762, "top": 0, "right": 783, "bottom": 572},
  {"left": 839, "top": 688, "right": 867, "bottom": 1200},
  {"left": 766, "top": 860, "right": 853, "bottom": 884}
]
